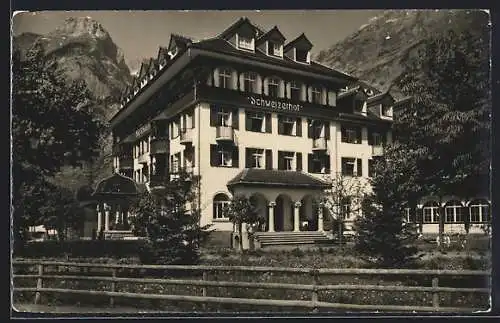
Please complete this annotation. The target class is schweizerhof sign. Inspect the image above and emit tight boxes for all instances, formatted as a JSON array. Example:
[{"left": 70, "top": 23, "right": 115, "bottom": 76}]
[{"left": 248, "top": 96, "right": 302, "bottom": 112}]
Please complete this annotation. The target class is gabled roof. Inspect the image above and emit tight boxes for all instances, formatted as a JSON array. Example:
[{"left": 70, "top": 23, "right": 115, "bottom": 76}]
[
  {"left": 168, "top": 33, "right": 193, "bottom": 52},
  {"left": 157, "top": 46, "right": 169, "bottom": 62},
  {"left": 283, "top": 33, "right": 313, "bottom": 51},
  {"left": 337, "top": 86, "right": 361, "bottom": 99},
  {"left": 393, "top": 96, "right": 413, "bottom": 106},
  {"left": 138, "top": 59, "right": 150, "bottom": 79},
  {"left": 147, "top": 58, "right": 158, "bottom": 74},
  {"left": 366, "top": 90, "right": 394, "bottom": 103},
  {"left": 218, "top": 17, "right": 264, "bottom": 39},
  {"left": 256, "top": 25, "right": 286, "bottom": 44},
  {"left": 227, "top": 169, "right": 330, "bottom": 189}
]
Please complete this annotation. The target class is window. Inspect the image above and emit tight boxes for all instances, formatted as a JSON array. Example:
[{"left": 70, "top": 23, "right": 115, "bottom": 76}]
[
  {"left": 341, "top": 126, "right": 362, "bottom": 144},
  {"left": 445, "top": 201, "right": 463, "bottom": 223},
  {"left": 368, "top": 159, "right": 375, "bottom": 177},
  {"left": 296, "top": 49, "right": 308, "bottom": 62},
  {"left": 423, "top": 203, "right": 439, "bottom": 223},
  {"left": 309, "top": 154, "right": 330, "bottom": 174},
  {"left": 312, "top": 86, "right": 322, "bottom": 104},
  {"left": 238, "top": 36, "right": 254, "bottom": 50},
  {"left": 247, "top": 112, "right": 265, "bottom": 132},
  {"left": 341, "top": 157, "right": 361, "bottom": 177},
  {"left": 217, "top": 108, "right": 231, "bottom": 127},
  {"left": 372, "top": 133, "right": 382, "bottom": 146},
  {"left": 243, "top": 72, "right": 257, "bottom": 93},
  {"left": 219, "top": 68, "right": 232, "bottom": 89},
  {"left": 278, "top": 151, "right": 295, "bottom": 171},
  {"left": 213, "top": 193, "right": 230, "bottom": 220},
  {"left": 211, "top": 144, "right": 238, "bottom": 168},
  {"left": 284, "top": 156, "right": 294, "bottom": 170},
  {"left": 354, "top": 100, "right": 364, "bottom": 114},
  {"left": 469, "top": 200, "right": 490, "bottom": 223},
  {"left": 290, "top": 81, "right": 301, "bottom": 101},
  {"left": 382, "top": 105, "right": 393, "bottom": 117},
  {"left": 219, "top": 149, "right": 232, "bottom": 167},
  {"left": 171, "top": 153, "right": 180, "bottom": 173},
  {"left": 269, "top": 41, "right": 282, "bottom": 56},
  {"left": 341, "top": 198, "right": 351, "bottom": 220},
  {"left": 252, "top": 149, "right": 264, "bottom": 168},
  {"left": 268, "top": 77, "right": 280, "bottom": 97},
  {"left": 279, "top": 116, "right": 295, "bottom": 136},
  {"left": 404, "top": 208, "right": 411, "bottom": 223}
]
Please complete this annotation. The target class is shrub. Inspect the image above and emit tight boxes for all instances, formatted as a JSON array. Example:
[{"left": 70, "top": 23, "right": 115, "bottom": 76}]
[{"left": 15, "top": 240, "right": 141, "bottom": 258}]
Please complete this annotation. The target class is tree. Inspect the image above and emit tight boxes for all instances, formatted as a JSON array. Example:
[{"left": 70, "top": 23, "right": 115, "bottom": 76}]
[
  {"left": 222, "top": 194, "right": 259, "bottom": 251},
  {"left": 129, "top": 172, "right": 212, "bottom": 265},
  {"left": 320, "top": 173, "right": 368, "bottom": 245},
  {"left": 12, "top": 43, "right": 103, "bottom": 249},
  {"left": 353, "top": 143, "right": 422, "bottom": 268},
  {"left": 395, "top": 28, "right": 491, "bottom": 243}
]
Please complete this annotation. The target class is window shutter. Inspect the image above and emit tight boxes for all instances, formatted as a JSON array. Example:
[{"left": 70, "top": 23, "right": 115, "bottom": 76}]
[
  {"left": 328, "top": 91, "right": 337, "bottom": 107},
  {"left": 357, "top": 159, "right": 362, "bottom": 177},
  {"left": 256, "top": 75, "right": 263, "bottom": 94},
  {"left": 263, "top": 77, "right": 269, "bottom": 96},
  {"left": 308, "top": 154, "right": 313, "bottom": 173},
  {"left": 307, "top": 119, "right": 313, "bottom": 138},
  {"left": 210, "top": 105, "right": 217, "bottom": 127},
  {"left": 341, "top": 126, "right": 347, "bottom": 142},
  {"left": 321, "top": 88, "right": 327, "bottom": 105},
  {"left": 190, "top": 112, "right": 195, "bottom": 129},
  {"left": 278, "top": 116, "right": 284, "bottom": 135},
  {"left": 232, "top": 108, "right": 239, "bottom": 129},
  {"left": 278, "top": 151, "right": 284, "bottom": 170},
  {"left": 245, "top": 112, "right": 252, "bottom": 131},
  {"left": 279, "top": 79, "right": 285, "bottom": 98},
  {"left": 265, "top": 113, "right": 272, "bottom": 133},
  {"left": 296, "top": 152, "right": 302, "bottom": 171},
  {"left": 210, "top": 145, "right": 218, "bottom": 166},
  {"left": 213, "top": 68, "right": 220, "bottom": 87},
  {"left": 301, "top": 83, "right": 307, "bottom": 101},
  {"left": 232, "top": 147, "right": 239, "bottom": 168},
  {"left": 367, "top": 128, "right": 373, "bottom": 145},
  {"left": 325, "top": 155, "right": 331, "bottom": 173},
  {"left": 307, "top": 86, "right": 313, "bottom": 103},
  {"left": 286, "top": 82, "right": 291, "bottom": 99},
  {"left": 296, "top": 118, "right": 302, "bottom": 137},
  {"left": 265, "top": 149, "right": 273, "bottom": 170},
  {"left": 245, "top": 148, "right": 252, "bottom": 168},
  {"left": 239, "top": 73, "right": 245, "bottom": 91},
  {"left": 357, "top": 127, "right": 362, "bottom": 144},
  {"left": 231, "top": 70, "right": 238, "bottom": 90},
  {"left": 325, "top": 122, "right": 330, "bottom": 139}
]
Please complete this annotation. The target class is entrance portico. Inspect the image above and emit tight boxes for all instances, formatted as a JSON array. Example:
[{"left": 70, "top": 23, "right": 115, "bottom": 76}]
[{"left": 227, "top": 169, "right": 330, "bottom": 233}]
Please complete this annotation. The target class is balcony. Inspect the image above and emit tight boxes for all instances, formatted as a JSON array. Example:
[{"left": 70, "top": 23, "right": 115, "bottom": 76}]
[
  {"left": 118, "top": 156, "right": 134, "bottom": 170},
  {"left": 216, "top": 125, "right": 234, "bottom": 142},
  {"left": 372, "top": 145, "right": 384, "bottom": 156},
  {"left": 180, "top": 128, "right": 193, "bottom": 145},
  {"left": 312, "top": 137, "right": 327, "bottom": 151},
  {"left": 150, "top": 138, "right": 168, "bottom": 155},
  {"left": 137, "top": 153, "right": 149, "bottom": 164}
]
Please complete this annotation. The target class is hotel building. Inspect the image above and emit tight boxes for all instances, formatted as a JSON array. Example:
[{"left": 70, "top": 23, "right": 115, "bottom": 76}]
[{"left": 98, "top": 17, "right": 489, "bottom": 246}]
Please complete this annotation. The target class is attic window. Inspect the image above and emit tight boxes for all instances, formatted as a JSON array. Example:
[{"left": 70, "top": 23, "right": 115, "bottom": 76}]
[
  {"left": 238, "top": 36, "right": 254, "bottom": 50},
  {"left": 169, "top": 47, "right": 178, "bottom": 58},
  {"left": 269, "top": 41, "right": 282, "bottom": 57},
  {"left": 354, "top": 100, "right": 365, "bottom": 114},
  {"left": 296, "top": 49, "right": 308, "bottom": 63}
]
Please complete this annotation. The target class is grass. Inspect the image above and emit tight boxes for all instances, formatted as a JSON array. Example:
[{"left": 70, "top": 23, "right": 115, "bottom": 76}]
[{"left": 13, "top": 245, "right": 491, "bottom": 313}]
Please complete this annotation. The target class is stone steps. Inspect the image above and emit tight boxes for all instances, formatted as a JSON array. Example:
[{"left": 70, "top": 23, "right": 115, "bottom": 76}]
[{"left": 254, "top": 231, "right": 332, "bottom": 248}]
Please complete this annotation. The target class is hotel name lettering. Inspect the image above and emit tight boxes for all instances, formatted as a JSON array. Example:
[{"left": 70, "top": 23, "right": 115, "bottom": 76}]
[
  {"left": 135, "top": 124, "right": 151, "bottom": 137},
  {"left": 248, "top": 96, "right": 302, "bottom": 112}
]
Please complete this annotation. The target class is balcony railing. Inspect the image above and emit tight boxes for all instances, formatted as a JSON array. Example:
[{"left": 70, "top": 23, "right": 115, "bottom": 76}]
[
  {"left": 312, "top": 137, "right": 327, "bottom": 151},
  {"left": 118, "top": 156, "right": 134, "bottom": 170},
  {"left": 372, "top": 145, "right": 384, "bottom": 156},
  {"left": 137, "top": 153, "right": 149, "bottom": 164},
  {"left": 150, "top": 138, "right": 168, "bottom": 155},
  {"left": 180, "top": 128, "right": 193, "bottom": 144},
  {"left": 216, "top": 125, "right": 234, "bottom": 142}
]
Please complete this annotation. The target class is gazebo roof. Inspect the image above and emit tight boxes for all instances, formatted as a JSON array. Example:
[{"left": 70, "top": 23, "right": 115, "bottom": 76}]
[{"left": 92, "top": 172, "right": 142, "bottom": 198}]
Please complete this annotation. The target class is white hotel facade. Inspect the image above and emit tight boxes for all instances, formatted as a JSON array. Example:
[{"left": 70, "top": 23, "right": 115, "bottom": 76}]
[{"left": 95, "top": 17, "right": 489, "bottom": 246}]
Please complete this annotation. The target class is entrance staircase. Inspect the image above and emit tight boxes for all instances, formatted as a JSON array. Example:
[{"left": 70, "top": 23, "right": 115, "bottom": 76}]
[{"left": 253, "top": 231, "right": 333, "bottom": 249}]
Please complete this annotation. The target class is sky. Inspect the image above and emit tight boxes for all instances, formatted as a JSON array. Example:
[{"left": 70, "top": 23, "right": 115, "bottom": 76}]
[{"left": 12, "top": 10, "right": 384, "bottom": 70}]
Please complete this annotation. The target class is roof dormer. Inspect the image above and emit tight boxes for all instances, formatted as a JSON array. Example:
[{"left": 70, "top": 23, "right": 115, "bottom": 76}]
[
  {"left": 219, "top": 17, "right": 260, "bottom": 52},
  {"left": 157, "top": 46, "right": 170, "bottom": 69},
  {"left": 256, "top": 26, "right": 286, "bottom": 58},
  {"left": 167, "top": 34, "right": 193, "bottom": 59},
  {"left": 147, "top": 58, "right": 158, "bottom": 79},
  {"left": 284, "top": 33, "right": 313, "bottom": 64}
]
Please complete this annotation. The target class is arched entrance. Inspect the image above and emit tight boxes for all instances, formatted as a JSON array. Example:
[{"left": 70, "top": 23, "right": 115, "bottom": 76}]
[
  {"left": 249, "top": 193, "right": 269, "bottom": 232},
  {"left": 300, "top": 195, "right": 319, "bottom": 231},
  {"left": 275, "top": 194, "right": 293, "bottom": 232}
]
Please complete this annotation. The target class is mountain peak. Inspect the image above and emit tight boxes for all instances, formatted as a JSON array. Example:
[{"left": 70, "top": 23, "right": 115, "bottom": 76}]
[{"left": 52, "top": 16, "right": 110, "bottom": 40}]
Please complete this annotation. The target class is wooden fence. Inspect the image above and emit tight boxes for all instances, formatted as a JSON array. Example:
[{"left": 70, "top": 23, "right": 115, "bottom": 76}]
[{"left": 12, "top": 260, "right": 491, "bottom": 313}]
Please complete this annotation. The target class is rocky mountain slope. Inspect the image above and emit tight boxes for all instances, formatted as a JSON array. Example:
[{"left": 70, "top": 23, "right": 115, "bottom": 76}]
[
  {"left": 13, "top": 17, "right": 132, "bottom": 190},
  {"left": 315, "top": 9, "right": 490, "bottom": 98}
]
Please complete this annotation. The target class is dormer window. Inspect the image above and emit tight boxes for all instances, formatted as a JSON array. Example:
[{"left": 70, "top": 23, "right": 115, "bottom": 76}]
[
  {"left": 269, "top": 41, "right": 283, "bottom": 57},
  {"left": 296, "top": 49, "right": 309, "bottom": 63},
  {"left": 354, "top": 100, "right": 365, "bottom": 114},
  {"left": 238, "top": 35, "right": 254, "bottom": 50},
  {"left": 168, "top": 47, "right": 178, "bottom": 59},
  {"left": 382, "top": 105, "right": 393, "bottom": 118}
]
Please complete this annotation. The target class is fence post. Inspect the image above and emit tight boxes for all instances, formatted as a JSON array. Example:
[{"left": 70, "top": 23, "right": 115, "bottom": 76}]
[
  {"left": 310, "top": 269, "right": 319, "bottom": 313},
  {"left": 110, "top": 268, "right": 117, "bottom": 307},
  {"left": 432, "top": 276, "right": 439, "bottom": 310},
  {"left": 34, "top": 263, "right": 43, "bottom": 305},
  {"left": 202, "top": 270, "right": 208, "bottom": 310}
]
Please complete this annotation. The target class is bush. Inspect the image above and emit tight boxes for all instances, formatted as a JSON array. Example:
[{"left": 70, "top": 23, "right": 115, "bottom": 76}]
[{"left": 14, "top": 240, "right": 141, "bottom": 258}]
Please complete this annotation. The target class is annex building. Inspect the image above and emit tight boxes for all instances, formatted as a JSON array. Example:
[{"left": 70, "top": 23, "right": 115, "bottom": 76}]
[{"left": 87, "top": 17, "right": 490, "bottom": 246}]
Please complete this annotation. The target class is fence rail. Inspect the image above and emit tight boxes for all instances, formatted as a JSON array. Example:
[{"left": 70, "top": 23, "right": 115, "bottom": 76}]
[{"left": 12, "top": 260, "right": 491, "bottom": 313}]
